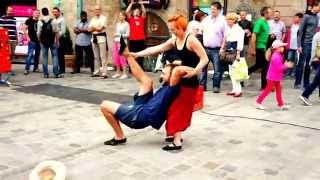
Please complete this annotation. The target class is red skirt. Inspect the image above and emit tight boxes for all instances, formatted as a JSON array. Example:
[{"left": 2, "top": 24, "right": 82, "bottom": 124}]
[{"left": 166, "top": 86, "right": 197, "bottom": 136}]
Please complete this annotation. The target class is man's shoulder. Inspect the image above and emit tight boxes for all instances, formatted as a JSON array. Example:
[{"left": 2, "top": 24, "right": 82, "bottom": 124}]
[{"left": 0, "top": 15, "right": 16, "bottom": 21}]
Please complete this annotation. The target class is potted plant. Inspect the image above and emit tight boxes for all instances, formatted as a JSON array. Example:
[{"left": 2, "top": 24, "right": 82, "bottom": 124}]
[{"left": 62, "top": 27, "right": 75, "bottom": 70}]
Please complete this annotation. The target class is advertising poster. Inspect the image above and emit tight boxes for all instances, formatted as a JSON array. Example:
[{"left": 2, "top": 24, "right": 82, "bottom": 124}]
[{"left": 12, "top": 5, "right": 36, "bottom": 55}]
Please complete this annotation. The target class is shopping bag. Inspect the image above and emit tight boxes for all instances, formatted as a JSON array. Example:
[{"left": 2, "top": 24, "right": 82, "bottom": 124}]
[
  {"left": 231, "top": 58, "right": 250, "bottom": 81},
  {"left": 193, "top": 85, "right": 204, "bottom": 111}
]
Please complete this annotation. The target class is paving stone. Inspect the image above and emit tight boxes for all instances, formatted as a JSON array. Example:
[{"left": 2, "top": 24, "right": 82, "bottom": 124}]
[
  {"left": 221, "top": 164, "right": 238, "bottom": 173},
  {"left": 56, "top": 111, "right": 68, "bottom": 115},
  {"left": 296, "top": 133, "right": 311, "bottom": 138},
  {"left": 261, "top": 124, "right": 273, "bottom": 128},
  {"left": 264, "top": 169, "right": 279, "bottom": 176},
  {"left": 130, "top": 171, "right": 149, "bottom": 179},
  {"left": 11, "top": 128, "right": 25, "bottom": 133},
  {"left": 229, "top": 139, "right": 243, "bottom": 145},
  {"left": 0, "top": 120, "right": 9, "bottom": 125},
  {"left": 263, "top": 142, "right": 278, "bottom": 148},
  {"left": 0, "top": 165, "right": 9, "bottom": 171},
  {"left": 26, "top": 130, "right": 38, "bottom": 134},
  {"left": 101, "top": 149, "right": 117, "bottom": 156},
  {"left": 0, "top": 138, "right": 14, "bottom": 144},
  {"left": 174, "top": 164, "right": 192, "bottom": 171},
  {"left": 162, "top": 169, "right": 180, "bottom": 176},
  {"left": 69, "top": 144, "right": 82, "bottom": 148},
  {"left": 203, "top": 162, "right": 219, "bottom": 170}
]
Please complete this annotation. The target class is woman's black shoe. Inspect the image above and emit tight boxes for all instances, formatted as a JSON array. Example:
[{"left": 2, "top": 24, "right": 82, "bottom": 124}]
[
  {"left": 162, "top": 142, "right": 182, "bottom": 151},
  {"left": 165, "top": 137, "right": 183, "bottom": 143},
  {"left": 104, "top": 138, "right": 127, "bottom": 146}
]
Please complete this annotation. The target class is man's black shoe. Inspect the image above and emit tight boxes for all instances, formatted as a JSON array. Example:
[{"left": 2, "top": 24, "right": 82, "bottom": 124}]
[
  {"left": 104, "top": 138, "right": 127, "bottom": 146},
  {"left": 54, "top": 74, "right": 64, "bottom": 78}
]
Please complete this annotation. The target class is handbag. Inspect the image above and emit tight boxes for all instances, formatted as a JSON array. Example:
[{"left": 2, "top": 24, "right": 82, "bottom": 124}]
[
  {"left": 220, "top": 41, "right": 238, "bottom": 64},
  {"left": 220, "top": 49, "right": 237, "bottom": 64}
]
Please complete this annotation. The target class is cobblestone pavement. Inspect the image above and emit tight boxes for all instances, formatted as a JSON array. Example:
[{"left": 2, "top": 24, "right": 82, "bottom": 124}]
[{"left": 0, "top": 65, "right": 319, "bottom": 180}]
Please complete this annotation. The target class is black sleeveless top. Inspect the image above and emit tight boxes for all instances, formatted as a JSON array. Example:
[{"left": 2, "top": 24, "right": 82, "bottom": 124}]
[{"left": 175, "top": 34, "right": 200, "bottom": 88}]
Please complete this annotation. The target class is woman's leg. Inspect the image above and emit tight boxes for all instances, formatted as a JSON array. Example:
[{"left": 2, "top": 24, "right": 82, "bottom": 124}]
[
  {"left": 113, "top": 42, "right": 121, "bottom": 76},
  {"left": 229, "top": 65, "right": 236, "bottom": 93},
  {"left": 235, "top": 80, "right": 242, "bottom": 94}
]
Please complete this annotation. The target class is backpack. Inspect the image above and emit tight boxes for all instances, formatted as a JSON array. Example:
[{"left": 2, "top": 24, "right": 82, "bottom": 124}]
[{"left": 40, "top": 19, "right": 55, "bottom": 47}]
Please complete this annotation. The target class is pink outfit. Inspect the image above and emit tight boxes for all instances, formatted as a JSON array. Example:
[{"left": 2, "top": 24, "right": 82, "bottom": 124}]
[
  {"left": 113, "top": 41, "right": 127, "bottom": 67},
  {"left": 256, "top": 80, "right": 284, "bottom": 107},
  {"left": 257, "top": 51, "right": 287, "bottom": 107},
  {"left": 267, "top": 52, "right": 287, "bottom": 81}
]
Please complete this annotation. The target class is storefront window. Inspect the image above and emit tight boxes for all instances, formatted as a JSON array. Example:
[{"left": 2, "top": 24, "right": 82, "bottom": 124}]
[{"left": 190, "top": 0, "right": 226, "bottom": 18}]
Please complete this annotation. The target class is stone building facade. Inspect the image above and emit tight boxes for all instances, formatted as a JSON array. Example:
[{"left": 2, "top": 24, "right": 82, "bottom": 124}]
[{"left": 36, "top": 0, "right": 307, "bottom": 61}]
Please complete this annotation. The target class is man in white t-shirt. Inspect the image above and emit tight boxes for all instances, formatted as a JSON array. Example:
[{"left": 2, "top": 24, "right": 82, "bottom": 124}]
[{"left": 89, "top": 5, "right": 108, "bottom": 78}]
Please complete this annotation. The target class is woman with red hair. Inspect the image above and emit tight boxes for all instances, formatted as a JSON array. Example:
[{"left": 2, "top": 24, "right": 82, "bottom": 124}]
[{"left": 132, "top": 15, "right": 208, "bottom": 151}]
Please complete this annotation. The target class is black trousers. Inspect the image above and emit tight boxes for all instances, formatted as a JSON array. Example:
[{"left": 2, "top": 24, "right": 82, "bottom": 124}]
[
  {"left": 75, "top": 44, "right": 94, "bottom": 73},
  {"left": 58, "top": 38, "right": 65, "bottom": 74},
  {"left": 249, "top": 48, "right": 269, "bottom": 89},
  {"left": 129, "top": 40, "right": 145, "bottom": 70}
]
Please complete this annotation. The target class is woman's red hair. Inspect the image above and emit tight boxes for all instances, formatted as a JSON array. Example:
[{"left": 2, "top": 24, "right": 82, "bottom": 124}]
[{"left": 168, "top": 15, "right": 188, "bottom": 31}]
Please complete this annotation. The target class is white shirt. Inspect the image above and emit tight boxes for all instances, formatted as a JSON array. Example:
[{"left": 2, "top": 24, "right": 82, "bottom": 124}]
[
  {"left": 225, "top": 24, "right": 245, "bottom": 51},
  {"left": 268, "top": 19, "right": 286, "bottom": 40},
  {"left": 201, "top": 15, "right": 227, "bottom": 48},
  {"left": 187, "top": 20, "right": 202, "bottom": 35},
  {"left": 114, "top": 21, "right": 130, "bottom": 42},
  {"left": 311, "top": 32, "right": 320, "bottom": 60},
  {"left": 88, "top": 15, "right": 107, "bottom": 43},
  {"left": 52, "top": 16, "right": 66, "bottom": 37},
  {"left": 289, "top": 24, "right": 299, "bottom": 50}
]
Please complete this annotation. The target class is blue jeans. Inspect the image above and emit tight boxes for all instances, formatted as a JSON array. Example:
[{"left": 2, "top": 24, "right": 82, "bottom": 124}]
[
  {"left": 25, "top": 41, "right": 40, "bottom": 71},
  {"left": 200, "top": 48, "right": 222, "bottom": 90},
  {"left": 295, "top": 43, "right": 312, "bottom": 88},
  {"left": 302, "top": 64, "right": 320, "bottom": 98},
  {"left": 41, "top": 43, "right": 59, "bottom": 76},
  {"left": 286, "top": 49, "right": 297, "bottom": 76}
]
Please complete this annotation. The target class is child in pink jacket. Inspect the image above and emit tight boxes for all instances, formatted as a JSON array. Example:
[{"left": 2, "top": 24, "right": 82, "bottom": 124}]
[{"left": 256, "top": 40, "right": 294, "bottom": 110}]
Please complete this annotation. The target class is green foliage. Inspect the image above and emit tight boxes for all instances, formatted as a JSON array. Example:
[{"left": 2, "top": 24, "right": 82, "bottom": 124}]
[{"left": 62, "top": 27, "right": 74, "bottom": 55}]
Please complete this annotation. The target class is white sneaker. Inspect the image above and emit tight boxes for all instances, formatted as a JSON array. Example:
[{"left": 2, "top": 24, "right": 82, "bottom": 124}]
[
  {"left": 119, "top": 74, "right": 128, "bottom": 79},
  {"left": 279, "top": 105, "right": 289, "bottom": 111},
  {"left": 299, "top": 95, "right": 312, "bottom": 106},
  {"left": 107, "top": 66, "right": 114, "bottom": 71},
  {"left": 256, "top": 103, "right": 265, "bottom": 110},
  {"left": 112, "top": 74, "right": 121, "bottom": 78}
]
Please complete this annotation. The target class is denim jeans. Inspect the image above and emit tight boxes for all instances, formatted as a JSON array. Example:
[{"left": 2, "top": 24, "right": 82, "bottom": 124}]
[
  {"left": 302, "top": 64, "right": 320, "bottom": 98},
  {"left": 200, "top": 48, "right": 222, "bottom": 90},
  {"left": 295, "top": 43, "right": 312, "bottom": 88},
  {"left": 41, "top": 43, "right": 59, "bottom": 76},
  {"left": 286, "top": 49, "right": 297, "bottom": 76},
  {"left": 25, "top": 41, "right": 40, "bottom": 71}
]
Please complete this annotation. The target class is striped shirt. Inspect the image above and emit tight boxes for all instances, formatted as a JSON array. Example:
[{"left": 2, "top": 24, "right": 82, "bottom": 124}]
[{"left": 0, "top": 15, "right": 17, "bottom": 41}]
